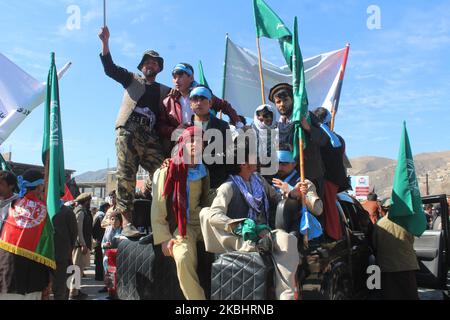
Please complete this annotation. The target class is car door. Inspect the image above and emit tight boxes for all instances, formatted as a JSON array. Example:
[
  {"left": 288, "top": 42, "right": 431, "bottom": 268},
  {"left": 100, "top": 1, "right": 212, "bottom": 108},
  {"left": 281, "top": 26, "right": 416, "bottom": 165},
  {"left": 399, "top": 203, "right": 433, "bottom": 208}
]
[
  {"left": 337, "top": 195, "right": 370, "bottom": 297},
  {"left": 414, "top": 195, "right": 450, "bottom": 290}
]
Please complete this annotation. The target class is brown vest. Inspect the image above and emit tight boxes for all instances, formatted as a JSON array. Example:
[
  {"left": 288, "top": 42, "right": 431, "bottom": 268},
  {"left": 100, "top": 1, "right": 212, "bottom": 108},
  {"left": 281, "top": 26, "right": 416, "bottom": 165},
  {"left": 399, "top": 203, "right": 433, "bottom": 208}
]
[{"left": 115, "top": 74, "right": 170, "bottom": 129}]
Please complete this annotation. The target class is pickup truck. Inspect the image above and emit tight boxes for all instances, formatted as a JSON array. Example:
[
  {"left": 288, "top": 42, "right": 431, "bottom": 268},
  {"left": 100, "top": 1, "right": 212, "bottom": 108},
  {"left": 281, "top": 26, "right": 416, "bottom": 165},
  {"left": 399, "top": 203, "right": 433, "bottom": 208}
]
[{"left": 113, "top": 194, "right": 449, "bottom": 300}]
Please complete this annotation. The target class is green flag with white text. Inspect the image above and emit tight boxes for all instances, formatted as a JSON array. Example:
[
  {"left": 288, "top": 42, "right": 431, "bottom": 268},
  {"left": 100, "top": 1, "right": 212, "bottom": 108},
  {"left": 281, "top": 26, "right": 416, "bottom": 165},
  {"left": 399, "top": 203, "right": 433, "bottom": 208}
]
[
  {"left": 389, "top": 122, "right": 427, "bottom": 237},
  {"left": 253, "top": 0, "right": 293, "bottom": 69},
  {"left": 42, "top": 52, "right": 66, "bottom": 221},
  {"left": 291, "top": 17, "right": 310, "bottom": 159}
]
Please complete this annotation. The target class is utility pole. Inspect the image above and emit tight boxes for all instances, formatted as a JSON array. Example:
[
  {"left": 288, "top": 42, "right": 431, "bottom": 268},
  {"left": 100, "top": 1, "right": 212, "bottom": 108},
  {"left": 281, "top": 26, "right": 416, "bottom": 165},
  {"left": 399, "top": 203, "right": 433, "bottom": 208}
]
[{"left": 425, "top": 173, "right": 429, "bottom": 195}]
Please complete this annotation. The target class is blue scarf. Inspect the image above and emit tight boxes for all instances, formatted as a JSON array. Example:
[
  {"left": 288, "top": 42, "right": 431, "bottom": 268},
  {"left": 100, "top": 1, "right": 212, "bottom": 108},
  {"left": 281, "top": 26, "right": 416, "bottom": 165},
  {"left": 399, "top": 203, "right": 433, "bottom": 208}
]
[
  {"left": 300, "top": 206, "right": 323, "bottom": 240},
  {"left": 185, "top": 164, "right": 207, "bottom": 223},
  {"left": 230, "top": 173, "right": 269, "bottom": 223},
  {"left": 320, "top": 123, "right": 342, "bottom": 148},
  {"left": 17, "top": 176, "right": 44, "bottom": 198}
]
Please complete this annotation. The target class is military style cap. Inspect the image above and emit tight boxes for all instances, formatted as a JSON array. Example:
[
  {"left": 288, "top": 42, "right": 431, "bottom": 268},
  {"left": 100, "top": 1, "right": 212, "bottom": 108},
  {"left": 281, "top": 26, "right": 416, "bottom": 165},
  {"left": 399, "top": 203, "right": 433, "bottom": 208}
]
[
  {"left": 268, "top": 83, "right": 293, "bottom": 103},
  {"left": 137, "top": 49, "right": 164, "bottom": 72}
]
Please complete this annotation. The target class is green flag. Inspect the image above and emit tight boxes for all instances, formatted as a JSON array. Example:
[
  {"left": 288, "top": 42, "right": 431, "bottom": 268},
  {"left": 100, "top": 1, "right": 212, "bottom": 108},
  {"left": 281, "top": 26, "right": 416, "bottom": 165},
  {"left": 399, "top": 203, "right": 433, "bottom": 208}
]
[
  {"left": 253, "top": 0, "right": 293, "bottom": 68},
  {"left": 42, "top": 52, "right": 66, "bottom": 220},
  {"left": 389, "top": 122, "right": 427, "bottom": 237},
  {"left": 0, "top": 154, "right": 12, "bottom": 172},
  {"left": 291, "top": 17, "right": 310, "bottom": 160},
  {"left": 198, "top": 60, "right": 210, "bottom": 88}
]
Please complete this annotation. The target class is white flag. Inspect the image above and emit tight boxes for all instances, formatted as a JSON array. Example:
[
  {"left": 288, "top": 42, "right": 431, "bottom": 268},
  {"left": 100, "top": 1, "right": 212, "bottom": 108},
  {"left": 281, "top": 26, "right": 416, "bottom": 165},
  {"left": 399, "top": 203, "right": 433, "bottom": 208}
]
[
  {"left": 223, "top": 37, "right": 346, "bottom": 119},
  {"left": 0, "top": 53, "right": 71, "bottom": 144}
]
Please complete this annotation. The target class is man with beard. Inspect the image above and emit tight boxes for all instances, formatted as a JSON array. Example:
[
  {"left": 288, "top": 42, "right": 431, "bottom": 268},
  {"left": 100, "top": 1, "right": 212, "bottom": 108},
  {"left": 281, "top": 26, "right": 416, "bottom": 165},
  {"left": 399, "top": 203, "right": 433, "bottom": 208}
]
[
  {"left": 268, "top": 83, "right": 328, "bottom": 198},
  {"left": 70, "top": 193, "right": 93, "bottom": 300},
  {"left": 99, "top": 26, "right": 170, "bottom": 238}
]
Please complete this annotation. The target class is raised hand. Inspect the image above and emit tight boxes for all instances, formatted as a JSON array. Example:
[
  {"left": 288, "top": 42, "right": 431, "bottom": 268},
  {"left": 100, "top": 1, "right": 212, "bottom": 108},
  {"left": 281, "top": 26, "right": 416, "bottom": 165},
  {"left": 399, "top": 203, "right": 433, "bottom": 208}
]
[{"left": 98, "top": 26, "right": 110, "bottom": 43}]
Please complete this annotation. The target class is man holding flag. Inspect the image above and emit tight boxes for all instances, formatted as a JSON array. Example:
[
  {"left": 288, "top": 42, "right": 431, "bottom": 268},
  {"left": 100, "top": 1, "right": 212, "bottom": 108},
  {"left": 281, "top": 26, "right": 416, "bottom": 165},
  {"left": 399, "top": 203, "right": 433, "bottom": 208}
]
[
  {"left": 253, "top": 0, "right": 328, "bottom": 198},
  {"left": 99, "top": 26, "right": 170, "bottom": 238},
  {"left": 373, "top": 122, "right": 427, "bottom": 300},
  {"left": 0, "top": 51, "right": 68, "bottom": 300}
]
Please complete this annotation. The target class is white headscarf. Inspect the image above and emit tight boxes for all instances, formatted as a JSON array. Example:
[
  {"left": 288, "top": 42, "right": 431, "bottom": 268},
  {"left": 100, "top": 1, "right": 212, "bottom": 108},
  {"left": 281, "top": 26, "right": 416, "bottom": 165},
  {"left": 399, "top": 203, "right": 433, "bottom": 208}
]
[{"left": 252, "top": 104, "right": 277, "bottom": 130}]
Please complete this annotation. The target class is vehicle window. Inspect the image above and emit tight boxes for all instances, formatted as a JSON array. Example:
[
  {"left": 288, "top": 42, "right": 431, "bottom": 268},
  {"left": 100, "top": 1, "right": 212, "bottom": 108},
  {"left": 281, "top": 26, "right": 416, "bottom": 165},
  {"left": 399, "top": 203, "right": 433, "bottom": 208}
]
[{"left": 340, "top": 201, "right": 358, "bottom": 231}]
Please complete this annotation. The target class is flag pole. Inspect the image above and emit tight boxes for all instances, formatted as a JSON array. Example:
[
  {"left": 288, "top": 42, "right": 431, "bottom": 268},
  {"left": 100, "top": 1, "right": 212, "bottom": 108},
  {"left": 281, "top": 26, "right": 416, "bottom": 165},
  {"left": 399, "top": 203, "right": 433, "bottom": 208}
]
[
  {"left": 330, "top": 43, "right": 350, "bottom": 131},
  {"left": 43, "top": 53, "right": 55, "bottom": 203},
  {"left": 103, "top": 0, "right": 107, "bottom": 27},
  {"left": 221, "top": 33, "right": 229, "bottom": 100},
  {"left": 256, "top": 37, "right": 266, "bottom": 105},
  {"left": 299, "top": 133, "right": 308, "bottom": 248},
  {"left": 219, "top": 33, "right": 229, "bottom": 121}
]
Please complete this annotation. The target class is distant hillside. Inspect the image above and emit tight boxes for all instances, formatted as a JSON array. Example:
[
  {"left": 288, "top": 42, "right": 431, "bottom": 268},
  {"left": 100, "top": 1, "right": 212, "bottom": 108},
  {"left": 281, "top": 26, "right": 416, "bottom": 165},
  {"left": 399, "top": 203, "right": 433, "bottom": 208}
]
[
  {"left": 75, "top": 168, "right": 116, "bottom": 183},
  {"left": 75, "top": 151, "right": 450, "bottom": 200},
  {"left": 348, "top": 151, "right": 450, "bottom": 200}
]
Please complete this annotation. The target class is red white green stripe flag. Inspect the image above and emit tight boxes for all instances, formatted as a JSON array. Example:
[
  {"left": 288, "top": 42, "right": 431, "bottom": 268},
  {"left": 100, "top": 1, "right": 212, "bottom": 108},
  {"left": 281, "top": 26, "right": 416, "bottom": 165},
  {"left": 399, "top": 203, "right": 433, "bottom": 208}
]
[
  {"left": 0, "top": 53, "right": 65, "bottom": 269},
  {"left": 0, "top": 194, "right": 56, "bottom": 269}
]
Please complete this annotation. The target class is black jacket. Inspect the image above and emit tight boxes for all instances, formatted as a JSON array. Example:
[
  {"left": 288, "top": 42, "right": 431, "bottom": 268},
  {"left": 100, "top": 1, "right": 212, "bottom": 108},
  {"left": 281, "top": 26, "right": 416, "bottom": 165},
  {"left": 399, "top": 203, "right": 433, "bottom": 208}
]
[
  {"left": 186, "top": 115, "right": 232, "bottom": 189},
  {"left": 321, "top": 134, "right": 350, "bottom": 192},
  {"left": 52, "top": 205, "right": 78, "bottom": 263}
]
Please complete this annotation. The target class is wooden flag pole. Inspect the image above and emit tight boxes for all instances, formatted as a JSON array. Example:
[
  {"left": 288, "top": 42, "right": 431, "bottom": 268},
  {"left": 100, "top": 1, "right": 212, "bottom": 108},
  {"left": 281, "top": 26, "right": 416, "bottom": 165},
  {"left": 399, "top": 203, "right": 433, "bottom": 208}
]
[
  {"left": 330, "top": 109, "right": 336, "bottom": 132},
  {"left": 256, "top": 37, "right": 266, "bottom": 105},
  {"left": 299, "top": 134, "right": 309, "bottom": 248}
]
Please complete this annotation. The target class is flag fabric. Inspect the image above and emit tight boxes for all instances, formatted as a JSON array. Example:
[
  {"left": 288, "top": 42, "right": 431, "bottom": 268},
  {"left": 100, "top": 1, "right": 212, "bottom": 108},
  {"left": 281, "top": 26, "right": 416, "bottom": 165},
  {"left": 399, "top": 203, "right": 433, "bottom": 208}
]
[
  {"left": 253, "top": 0, "right": 292, "bottom": 67},
  {"left": 253, "top": 0, "right": 290, "bottom": 39},
  {"left": 291, "top": 17, "right": 309, "bottom": 158},
  {"left": 331, "top": 45, "right": 350, "bottom": 116},
  {"left": 0, "top": 53, "right": 71, "bottom": 145},
  {"left": 222, "top": 36, "right": 346, "bottom": 119},
  {"left": 300, "top": 207, "right": 323, "bottom": 240},
  {"left": 42, "top": 52, "right": 66, "bottom": 221},
  {"left": 0, "top": 153, "right": 12, "bottom": 172},
  {"left": 388, "top": 122, "right": 427, "bottom": 237},
  {"left": 0, "top": 54, "right": 69, "bottom": 269},
  {"left": 198, "top": 60, "right": 210, "bottom": 88},
  {"left": 0, "top": 194, "right": 56, "bottom": 269},
  {"left": 61, "top": 184, "right": 75, "bottom": 202}
]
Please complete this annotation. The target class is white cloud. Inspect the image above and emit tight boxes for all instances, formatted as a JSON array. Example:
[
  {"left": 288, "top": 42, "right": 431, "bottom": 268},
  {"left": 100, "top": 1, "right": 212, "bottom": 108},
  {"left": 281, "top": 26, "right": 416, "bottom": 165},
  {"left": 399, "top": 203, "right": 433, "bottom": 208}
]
[{"left": 110, "top": 32, "right": 139, "bottom": 58}]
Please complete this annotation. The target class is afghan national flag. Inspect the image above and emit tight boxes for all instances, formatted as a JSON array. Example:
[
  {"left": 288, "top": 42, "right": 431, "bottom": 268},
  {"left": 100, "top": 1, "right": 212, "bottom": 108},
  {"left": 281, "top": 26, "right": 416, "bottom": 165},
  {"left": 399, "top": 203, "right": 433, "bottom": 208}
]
[
  {"left": 198, "top": 60, "right": 210, "bottom": 88},
  {"left": 0, "top": 194, "right": 56, "bottom": 269},
  {"left": 42, "top": 52, "right": 66, "bottom": 221},
  {"left": 388, "top": 122, "right": 427, "bottom": 237},
  {"left": 253, "top": 0, "right": 293, "bottom": 69},
  {"left": 0, "top": 54, "right": 65, "bottom": 269},
  {"left": 291, "top": 17, "right": 310, "bottom": 159}
]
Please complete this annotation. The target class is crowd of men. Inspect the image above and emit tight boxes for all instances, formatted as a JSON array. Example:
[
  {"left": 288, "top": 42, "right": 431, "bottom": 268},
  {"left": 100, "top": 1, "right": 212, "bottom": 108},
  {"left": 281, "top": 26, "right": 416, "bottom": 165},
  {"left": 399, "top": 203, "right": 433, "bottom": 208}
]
[
  {"left": 0, "top": 25, "right": 446, "bottom": 301},
  {"left": 97, "top": 25, "right": 353, "bottom": 300}
]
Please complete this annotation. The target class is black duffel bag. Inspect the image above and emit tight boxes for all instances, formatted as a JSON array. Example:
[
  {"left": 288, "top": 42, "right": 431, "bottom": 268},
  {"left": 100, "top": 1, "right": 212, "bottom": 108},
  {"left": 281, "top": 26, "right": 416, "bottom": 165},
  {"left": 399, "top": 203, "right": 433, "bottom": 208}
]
[
  {"left": 211, "top": 251, "right": 275, "bottom": 300},
  {"left": 116, "top": 237, "right": 184, "bottom": 300}
]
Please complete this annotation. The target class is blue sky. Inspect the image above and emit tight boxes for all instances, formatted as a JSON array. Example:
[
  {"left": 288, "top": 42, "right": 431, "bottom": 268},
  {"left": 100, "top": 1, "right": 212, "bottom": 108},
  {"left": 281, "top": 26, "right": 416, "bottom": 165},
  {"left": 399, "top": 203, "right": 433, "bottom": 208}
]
[{"left": 0, "top": 0, "right": 449, "bottom": 175}]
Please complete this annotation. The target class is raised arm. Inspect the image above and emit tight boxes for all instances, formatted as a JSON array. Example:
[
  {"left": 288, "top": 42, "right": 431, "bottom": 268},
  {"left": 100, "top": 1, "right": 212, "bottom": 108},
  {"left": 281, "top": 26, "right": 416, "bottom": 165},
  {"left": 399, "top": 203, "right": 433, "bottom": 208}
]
[
  {"left": 211, "top": 96, "right": 242, "bottom": 127},
  {"left": 98, "top": 26, "right": 133, "bottom": 88}
]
